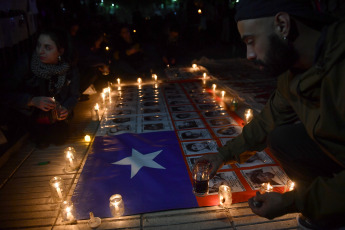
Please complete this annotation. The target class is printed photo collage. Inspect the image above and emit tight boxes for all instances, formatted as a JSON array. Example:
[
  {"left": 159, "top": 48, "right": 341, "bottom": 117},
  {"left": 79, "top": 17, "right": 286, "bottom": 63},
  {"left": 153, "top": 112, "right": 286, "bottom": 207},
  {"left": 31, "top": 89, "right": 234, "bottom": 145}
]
[
  {"left": 96, "top": 80, "right": 290, "bottom": 195},
  {"left": 162, "top": 81, "right": 289, "bottom": 195},
  {"left": 96, "top": 84, "right": 174, "bottom": 136}
]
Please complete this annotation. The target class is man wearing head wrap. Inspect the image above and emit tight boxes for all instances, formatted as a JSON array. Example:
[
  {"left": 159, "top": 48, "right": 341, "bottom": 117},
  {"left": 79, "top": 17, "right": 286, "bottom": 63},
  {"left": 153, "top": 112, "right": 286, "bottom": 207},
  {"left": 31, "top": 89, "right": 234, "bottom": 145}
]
[{"left": 197, "top": 0, "right": 345, "bottom": 229}]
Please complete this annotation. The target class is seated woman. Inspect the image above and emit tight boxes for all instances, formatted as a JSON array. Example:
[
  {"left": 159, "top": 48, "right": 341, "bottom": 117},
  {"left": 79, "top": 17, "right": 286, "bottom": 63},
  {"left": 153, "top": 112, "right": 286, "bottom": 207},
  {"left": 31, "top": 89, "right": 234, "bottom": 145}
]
[{"left": 2, "top": 27, "right": 80, "bottom": 148}]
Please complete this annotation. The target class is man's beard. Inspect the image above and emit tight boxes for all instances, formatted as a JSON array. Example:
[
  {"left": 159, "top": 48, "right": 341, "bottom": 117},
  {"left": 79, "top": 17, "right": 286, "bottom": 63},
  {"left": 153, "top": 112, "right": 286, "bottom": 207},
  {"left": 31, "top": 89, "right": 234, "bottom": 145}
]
[{"left": 256, "top": 34, "right": 299, "bottom": 77}]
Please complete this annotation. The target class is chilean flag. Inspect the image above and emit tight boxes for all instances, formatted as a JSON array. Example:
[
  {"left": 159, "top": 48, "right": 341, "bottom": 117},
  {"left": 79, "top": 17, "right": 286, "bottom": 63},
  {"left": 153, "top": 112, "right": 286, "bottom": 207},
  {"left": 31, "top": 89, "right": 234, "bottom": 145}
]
[{"left": 72, "top": 131, "right": 198, "bottom": 219}]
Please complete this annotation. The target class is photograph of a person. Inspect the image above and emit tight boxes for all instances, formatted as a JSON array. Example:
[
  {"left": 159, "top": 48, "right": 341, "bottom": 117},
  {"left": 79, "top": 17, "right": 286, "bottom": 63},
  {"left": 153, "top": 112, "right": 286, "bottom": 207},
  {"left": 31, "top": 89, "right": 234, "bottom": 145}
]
[
  {"left": 215, "top": 126, "right": 241, "bottom": 136},
  {"left": 198, "top": 104, "right": 220, "bottom": 111},
  {"left": 168, "top": 100, "right": 189, "bottom": 105},
  {"left": 209, "top": 118, "right": 231, "bottom": 127},
  {"left": 143, "top": 108, "right": 161, "bottom": 113},
  {"left": 144, "top": 115, "right": 165, "bottom": 121},
  {"left": 144, "top": 123, "right": 164, "bottom": 130},
  {"left": 143, "top": 101, "right": 160, "bottom": 107},
  {"left": 183, "top": 140, "right": 217, "bottom": 155},
  {"left": 243, "top": 168, "right": 283, "bottom": 190},
  {"left": 173, "top": 112, "right": 199, "bottom": 120},
  {"left": 178, "top": 129, "right": 211, "bottom": 140},
  {"left": 112, "top": 117, "right": 131, "bottom": 123},
  {"left": 108, "top": 125, "right": 131, "bottom": 134},
  {"left": 236, "top": 151, "right": 274, "bottom": 168},
  {"left": 176, "top": 120, "right": 203, "bottom": 129},
  {"left": 204, "top": 110, "right": 227, "bottom": 118},
  {"left": 114, "top": 110, "right": 132, "bottom": 115},
  {"left": 171, "top": 105, "right": 194, "bottom": 112}
]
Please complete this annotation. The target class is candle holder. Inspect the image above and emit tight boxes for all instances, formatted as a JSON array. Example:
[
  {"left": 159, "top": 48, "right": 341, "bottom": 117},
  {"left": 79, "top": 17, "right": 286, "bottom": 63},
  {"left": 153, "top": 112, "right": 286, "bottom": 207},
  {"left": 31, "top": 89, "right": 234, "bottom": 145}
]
[
  {"left": 230, "top": 98, "right": 238, "bottom": 111},
  {"left": 60, "top": 200, "right": 76, "bottom": 223},
  {"left": 109, "top": 194, "right": 125, "bottom": 217},
  {"left": 192, "top": 162, "right": 210, "bottom": 197},
  {"left": 218, "top": 185, "right": 232, "bottom": 208},
  {"left": 259, "top": 182, "right": 273, "bottom": 194},
  {"left": 49, "top": 176, "right": 65, "bottom": 202},
  {"left": 64, "top": 147, "right": 78, "bottom": 173},
  {"left": 284, "top": 179, "right": 295, "bottom": 192}
]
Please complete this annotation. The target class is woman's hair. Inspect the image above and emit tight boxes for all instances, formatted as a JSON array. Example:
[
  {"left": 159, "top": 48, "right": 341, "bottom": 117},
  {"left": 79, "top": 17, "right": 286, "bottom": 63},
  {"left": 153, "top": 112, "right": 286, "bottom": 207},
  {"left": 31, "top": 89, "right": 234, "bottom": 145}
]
[{"left": 39, "top": 27, "right": 74, "bottom": 64}]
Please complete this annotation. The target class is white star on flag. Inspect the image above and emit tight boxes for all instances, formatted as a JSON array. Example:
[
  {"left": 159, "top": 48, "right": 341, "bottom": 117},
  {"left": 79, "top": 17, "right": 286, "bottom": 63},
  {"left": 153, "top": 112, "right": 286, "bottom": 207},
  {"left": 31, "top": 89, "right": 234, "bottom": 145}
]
[{"left": 112, "top": 148, "right": 165, "bottom": 178}]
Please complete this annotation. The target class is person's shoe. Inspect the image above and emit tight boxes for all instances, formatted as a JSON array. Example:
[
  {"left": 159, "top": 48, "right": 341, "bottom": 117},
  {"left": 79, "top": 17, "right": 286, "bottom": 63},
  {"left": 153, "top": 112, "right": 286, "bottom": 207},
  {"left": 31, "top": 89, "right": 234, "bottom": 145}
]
[{"left": 296, "top": 214, "right": 322, "bottom": 230}]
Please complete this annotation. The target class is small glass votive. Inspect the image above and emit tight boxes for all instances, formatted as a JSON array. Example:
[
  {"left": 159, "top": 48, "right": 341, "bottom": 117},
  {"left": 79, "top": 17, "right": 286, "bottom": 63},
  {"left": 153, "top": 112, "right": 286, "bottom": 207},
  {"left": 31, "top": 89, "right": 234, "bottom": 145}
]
[
  {"left": 49, "top": 176, "right": 65, "bottom": 202},
  {"left": 109, "top": 194, "right": 125, "bottom": 217},
  {"left": 259, "top": 182, "right": 273, "bottom": 194},
  {"left": 64, "top": 147, "right": 78, "bottom": 173},
  {"left": 230, "top": 98, "right": 238, "bottom": 111},
  {"left": 284, "top": 179, "right": 295, "bottom": 192},
  {"left": 61, "top": 200, "right": 76, "bottom": 223},
  {"left": 219, "top": 185, "right": 232, "bottom": 208},
  {"left": 192, "top": 162, "right": 210, "bottom": 197}
]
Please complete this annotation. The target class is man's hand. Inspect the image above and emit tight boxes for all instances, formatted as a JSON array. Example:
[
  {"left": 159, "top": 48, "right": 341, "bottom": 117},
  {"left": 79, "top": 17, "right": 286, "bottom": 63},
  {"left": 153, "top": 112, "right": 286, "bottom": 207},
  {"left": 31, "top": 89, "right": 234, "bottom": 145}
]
[
  {"left": 248, "top": 192, "right": 288, "bottom": 219},
  {"left": 195, "top": 153, "right": 225, "bottom": 178},
  {"left": 29, "top": 97, "right": 56, "bottom": 111}
]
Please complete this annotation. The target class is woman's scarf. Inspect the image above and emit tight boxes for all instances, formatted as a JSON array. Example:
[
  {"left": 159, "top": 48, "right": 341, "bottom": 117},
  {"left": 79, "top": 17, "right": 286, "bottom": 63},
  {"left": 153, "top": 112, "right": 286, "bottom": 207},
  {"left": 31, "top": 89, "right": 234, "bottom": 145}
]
[{"left": 30, "top": 52, "right": 70, "bottom": 93}]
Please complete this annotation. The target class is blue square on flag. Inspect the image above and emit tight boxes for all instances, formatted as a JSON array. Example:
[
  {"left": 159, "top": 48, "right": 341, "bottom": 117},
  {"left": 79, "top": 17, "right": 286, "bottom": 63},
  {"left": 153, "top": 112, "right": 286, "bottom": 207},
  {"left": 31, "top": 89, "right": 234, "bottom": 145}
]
[{"left": 72, "top": 131, "right": 198, "bottom": 219}]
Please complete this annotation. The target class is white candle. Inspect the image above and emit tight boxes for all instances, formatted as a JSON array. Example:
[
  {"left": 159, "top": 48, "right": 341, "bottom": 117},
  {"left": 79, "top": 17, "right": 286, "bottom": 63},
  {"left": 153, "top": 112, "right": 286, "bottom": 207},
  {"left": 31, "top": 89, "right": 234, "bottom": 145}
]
[
  {"left": 221, "top": 91, "right": 225, "bottom": 99},
  {"left": 212, "top": 84, "right": 217, "bottom": 91},
  {"left": 55, "top": 183, "right": 63, "bottom": 199},
  {"left": 152, "top": 74, "right": 157, "bottom": 81},
  {"left": 137, "top": 78, "right": 142, "bottom": 84},
  {"left": 117, "top": 78, "right": 121, "bottom": 85},
  {"left": 66, "top": 151, "right": 75, "bottom": 168},
  {"left": 192, "top": 64, "right": 197, "bottom": 69},
  {"left": 203, "top": 72, "right": 207, "bottom": 79}
]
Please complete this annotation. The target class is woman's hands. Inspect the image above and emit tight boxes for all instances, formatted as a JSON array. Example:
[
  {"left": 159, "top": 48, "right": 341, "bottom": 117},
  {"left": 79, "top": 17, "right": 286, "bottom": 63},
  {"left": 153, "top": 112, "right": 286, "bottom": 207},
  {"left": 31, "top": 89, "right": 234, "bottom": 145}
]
[
  {"left": 29, "top": 97, "right": 56, "bottom": 111},
  {"left": 29, "top": 97, "right": 69, "bottom": 120}
]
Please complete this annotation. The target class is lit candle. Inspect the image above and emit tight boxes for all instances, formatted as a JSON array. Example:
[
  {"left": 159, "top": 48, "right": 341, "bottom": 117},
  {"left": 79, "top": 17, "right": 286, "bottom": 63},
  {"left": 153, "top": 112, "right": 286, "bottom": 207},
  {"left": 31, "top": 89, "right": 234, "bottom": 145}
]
[
  {"left": 203, "top": 72, "right": 207, "bottom": 79},
  {"left": 154, "top": 83, "right": 158, "bottom": 89},
  {"left": 221, "top": 91, "right": 226, "bottom": 99},
  {"left": 117, "top": 78, "right": 121, "bottom": 85},
  {"left": 64, "top": 147, "right": 78, "bottom": 172},
  {"left": 259, "top": 182, "right": 273, "bottom": 194},
  {"left": 105, "top": 46, "right": 109, "bottom": 51},
  {"left": 49, "top": 176, "right": 64, "bottom": 202},
  {"left": 61, "top": 201, "right": 75, "bottom": 222},
  {"left": 284, "top": 180, "right": 295, "bottom": 192},
  {"left": 55, "top": 183, "right": 63, "bottom": 199},
  {"left": 109, "top": 194, "right": 125, "bottom": 217},
  {"left": 118, "top": 86, "right": 121, "bottom": 91},
  {"left": 94, "top": 103, "right": 99, "bottom": 111},
  {"left": 198, "top": 9, "right": 202, "bottom": 14},
  {"left": 84, "top": 135, "right": 91, "bottom": 142},
  {"left": 218, "top": 185, "right": 232, "bottom": 208},
  {"left": 244, "top": 108, "right": 253, "bottom": 124},
  {"left": 152, "top": 74, "right": 157, "bottom": 81},
  {"left": 192, "top": 64, "right": 197, "bottom": 69},
  {"left": 212, "top": 84, "right": 217, "bottom": 91},
  {"left": 137, "top": 77, "right": 142, "bottom": 84}
]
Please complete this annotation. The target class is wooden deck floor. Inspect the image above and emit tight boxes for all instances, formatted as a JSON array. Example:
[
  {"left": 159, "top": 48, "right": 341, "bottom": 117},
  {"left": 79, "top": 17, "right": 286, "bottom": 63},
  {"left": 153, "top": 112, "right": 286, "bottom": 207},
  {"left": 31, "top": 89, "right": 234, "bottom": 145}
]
[{"left": 0, "top": 92, "right": 299, "bottom": 230}]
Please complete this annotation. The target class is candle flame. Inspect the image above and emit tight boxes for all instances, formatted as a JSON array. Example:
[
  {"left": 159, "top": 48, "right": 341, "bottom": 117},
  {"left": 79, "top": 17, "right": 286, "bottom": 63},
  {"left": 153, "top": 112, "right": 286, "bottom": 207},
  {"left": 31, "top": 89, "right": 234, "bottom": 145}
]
[
  {"left": 137, "top": 78, "right": 142, "bottom": 84},
  {"left": 94, "top": 103, "right": 99, "bottom": 111}
]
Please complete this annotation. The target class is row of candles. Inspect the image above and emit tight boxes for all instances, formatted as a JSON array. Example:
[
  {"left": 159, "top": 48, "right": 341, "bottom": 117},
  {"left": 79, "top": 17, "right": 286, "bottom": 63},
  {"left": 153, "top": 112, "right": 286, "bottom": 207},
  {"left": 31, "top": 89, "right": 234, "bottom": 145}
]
[{"left": 49, "top": 146, "right": 125, "bottom": 227}]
